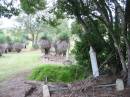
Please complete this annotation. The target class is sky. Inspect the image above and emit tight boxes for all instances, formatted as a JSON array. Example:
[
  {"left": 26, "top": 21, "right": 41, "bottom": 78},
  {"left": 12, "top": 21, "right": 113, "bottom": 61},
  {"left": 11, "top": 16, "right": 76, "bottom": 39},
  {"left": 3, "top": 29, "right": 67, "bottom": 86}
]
[{"left": 0, "top": 16, "right": 19, "bottom": 29}]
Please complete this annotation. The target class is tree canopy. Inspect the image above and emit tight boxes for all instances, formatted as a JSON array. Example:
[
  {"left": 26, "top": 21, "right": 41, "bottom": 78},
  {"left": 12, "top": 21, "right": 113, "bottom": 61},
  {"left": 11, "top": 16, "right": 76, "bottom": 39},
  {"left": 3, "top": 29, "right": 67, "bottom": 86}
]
[
  {"left": 0, "top": 0, "right": 19, "bottom": 18},
  {"left": 20, "top": 0, "right": 46, "bottom": 14},
  {"left": 56, "top": 0, "right": 130, "bottom": 85}
]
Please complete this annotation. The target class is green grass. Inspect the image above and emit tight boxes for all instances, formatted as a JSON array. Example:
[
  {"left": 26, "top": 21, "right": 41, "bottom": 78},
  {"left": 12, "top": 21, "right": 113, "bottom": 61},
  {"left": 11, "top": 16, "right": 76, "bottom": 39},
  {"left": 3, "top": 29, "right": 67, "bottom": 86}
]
[
  {"left": 29, "top": 65, "right": 86, "bottom": 83},
  {"left": 0, "top": 50, "right": 42, "bottom": 81}
]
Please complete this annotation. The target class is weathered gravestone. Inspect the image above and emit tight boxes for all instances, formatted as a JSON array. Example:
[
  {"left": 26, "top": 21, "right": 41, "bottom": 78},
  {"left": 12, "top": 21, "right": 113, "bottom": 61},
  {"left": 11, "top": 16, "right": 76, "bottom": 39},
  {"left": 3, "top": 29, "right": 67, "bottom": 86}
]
[
  {"left": 116, "top": 79, "right": 124, "bottom": 91},
  {"left": 43, "top": 85, "right": 50, "bottom": 97},
  {"left": 89, "top": 46, "right": 99, "bottom": 78}
]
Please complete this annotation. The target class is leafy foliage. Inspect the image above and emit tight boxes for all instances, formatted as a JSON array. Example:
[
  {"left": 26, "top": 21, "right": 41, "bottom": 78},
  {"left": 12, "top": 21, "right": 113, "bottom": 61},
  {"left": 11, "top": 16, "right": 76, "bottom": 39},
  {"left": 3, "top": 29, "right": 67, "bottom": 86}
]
[
  {"left": 71, "top": 20, "right": 122, "bottom": 75},
  {"left": 54, "top": 0, "right": 129, "bottom": 76},
  {"left": 58, "top": 32, "right": 69, "bottom": 41},
  {"left": 20, "top": 0, "right": 46, "bottom": 14},
  {"left": 0, "top": 31, "right": 7, "bottom": 43},
  {"left": 29, "top": 65, "right": 86, "bottom": 83},
  {"left": 0, "top": 0, "right": 19, "bottom": 18}
]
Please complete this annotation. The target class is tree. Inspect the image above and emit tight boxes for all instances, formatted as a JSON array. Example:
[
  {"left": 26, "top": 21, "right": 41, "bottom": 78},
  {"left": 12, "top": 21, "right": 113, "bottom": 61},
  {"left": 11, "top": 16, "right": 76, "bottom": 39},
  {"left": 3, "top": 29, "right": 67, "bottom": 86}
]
[
  {"left": 71, "top": 20, "right": 123, "bottom": 76},
  {"left": 56, "top": 0, "right": 130, "bottom": 85},
  {"left": 125, "top": 0, "right": 130, "bottom": 86},
  {"left": 18, "top": 14, "right": 47, "bottom": 48},
  {"left": 3, "top": 27, "right": 27, "bottom": 44},
  {"left": 0, "top": 31, "right": 7, "bottom": 43},
  {"left": 20, "top": 0, "right": 46, "bottom": 14},
  {"left": 0, "top": 0, "right": 19, "bottom": 18}
]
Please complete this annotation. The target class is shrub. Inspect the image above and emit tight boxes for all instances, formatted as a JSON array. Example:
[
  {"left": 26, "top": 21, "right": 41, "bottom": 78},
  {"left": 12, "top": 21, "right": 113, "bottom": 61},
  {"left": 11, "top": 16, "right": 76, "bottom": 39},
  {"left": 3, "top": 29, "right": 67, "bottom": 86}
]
[
  {"left": 58, "top": 32, "right": 69, "bottom": 41},
  {"left": 71, "top": 21, "right": 122, "bottom": 75},
  {"left": 29, "top": 65, "right": 86, "bottom": 83},
  {"left": 0, "top": 32, "right": 6, "bottom": 43}
]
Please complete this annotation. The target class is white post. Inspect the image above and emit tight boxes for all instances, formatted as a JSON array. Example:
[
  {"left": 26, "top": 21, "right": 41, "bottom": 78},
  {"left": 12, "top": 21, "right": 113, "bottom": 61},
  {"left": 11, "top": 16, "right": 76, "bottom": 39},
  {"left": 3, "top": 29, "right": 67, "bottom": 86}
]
[
  {"left": 66, "top": 49, "right": 69, "bottom": 60},
  {"left": 89, "top": 46, "right": 99, "bottom": 77},
  {"left": 66, "top": 41, "right": 70, "bottom": 61},
  {"left": 43, "top": 85, "right": 50, "bottom": 97},
  {"left": 116, "top": 79, "right": 124, "bottom": 91}
]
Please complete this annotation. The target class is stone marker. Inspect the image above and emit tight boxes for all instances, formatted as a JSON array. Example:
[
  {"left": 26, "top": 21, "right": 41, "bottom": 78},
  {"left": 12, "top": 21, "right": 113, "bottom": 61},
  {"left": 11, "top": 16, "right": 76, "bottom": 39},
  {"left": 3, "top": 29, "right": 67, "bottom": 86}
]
[
  {"left": 89, "top": 46, "right": 99, "bottom": 77},
  {"left": 66, "top": 49, "right": 69, "bottom": 60},
  {"left": 43, "top": 85, "right": 50, "bottom": 97},
  {"left": 116, "top": 79, "right": 124, "bottom": 91}
]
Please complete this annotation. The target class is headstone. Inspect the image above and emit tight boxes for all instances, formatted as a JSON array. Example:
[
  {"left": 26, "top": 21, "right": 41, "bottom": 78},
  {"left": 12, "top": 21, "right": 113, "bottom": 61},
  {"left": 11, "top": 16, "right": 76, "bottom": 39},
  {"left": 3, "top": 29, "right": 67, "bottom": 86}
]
[
  {"left": 43, "top": 85, "right": 50, "bottom": 97},
  {"left": 116, "top": 79, "right": 124, "bottom": 91},
  {"left": 89, "top": 46, "right": 99, "bottom": 77},
  {"left": 66, "top": 49, "right": 69, "bottom": 60}
]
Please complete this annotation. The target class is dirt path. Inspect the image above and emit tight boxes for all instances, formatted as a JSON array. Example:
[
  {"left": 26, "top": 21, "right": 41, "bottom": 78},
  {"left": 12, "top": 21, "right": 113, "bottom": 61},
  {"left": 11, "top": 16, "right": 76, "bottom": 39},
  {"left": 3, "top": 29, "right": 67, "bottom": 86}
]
[
  {"left": 0, "top": 71, "right": 42, "bottom": 97},
  {"left": 0, "top": 71, "right": 29, "bottom": 97}
]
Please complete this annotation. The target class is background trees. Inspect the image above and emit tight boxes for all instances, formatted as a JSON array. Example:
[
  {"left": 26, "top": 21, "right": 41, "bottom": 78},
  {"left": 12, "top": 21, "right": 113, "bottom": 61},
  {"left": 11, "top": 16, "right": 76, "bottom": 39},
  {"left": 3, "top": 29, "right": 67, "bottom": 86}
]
[{"left": 0, "top": 0, "right": 19, "bottom": 18}]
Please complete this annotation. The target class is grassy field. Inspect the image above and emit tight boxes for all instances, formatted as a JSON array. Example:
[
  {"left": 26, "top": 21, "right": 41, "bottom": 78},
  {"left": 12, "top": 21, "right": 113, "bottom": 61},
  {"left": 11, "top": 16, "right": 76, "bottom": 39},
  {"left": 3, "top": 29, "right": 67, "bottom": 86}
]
[{"left": 0, "top": 50, "right": 42, "bottom": 81}]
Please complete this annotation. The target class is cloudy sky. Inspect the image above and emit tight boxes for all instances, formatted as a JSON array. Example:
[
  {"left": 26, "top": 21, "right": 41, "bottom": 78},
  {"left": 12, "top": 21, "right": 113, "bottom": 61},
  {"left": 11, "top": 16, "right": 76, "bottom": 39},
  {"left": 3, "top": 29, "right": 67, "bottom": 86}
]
[{"left": 0, "top": 16, "right": 20, "bottom": 29}]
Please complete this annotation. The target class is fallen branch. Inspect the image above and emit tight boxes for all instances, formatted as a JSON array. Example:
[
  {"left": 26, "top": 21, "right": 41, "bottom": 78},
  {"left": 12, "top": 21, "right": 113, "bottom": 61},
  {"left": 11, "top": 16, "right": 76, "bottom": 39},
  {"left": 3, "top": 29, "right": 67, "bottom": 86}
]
[{"left": 94, "top": 84, "right": 116, "bottom": 88}]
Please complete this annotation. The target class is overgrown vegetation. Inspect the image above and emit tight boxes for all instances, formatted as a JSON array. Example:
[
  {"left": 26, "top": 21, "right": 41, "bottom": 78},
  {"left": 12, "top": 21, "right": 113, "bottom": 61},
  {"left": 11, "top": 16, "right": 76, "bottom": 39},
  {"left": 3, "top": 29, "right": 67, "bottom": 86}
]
[
  {"left": 0, "top": 32, "right": 7, "bottom": 43},
  {"left": 29, "top": 65, "right": 87, "bottom": 83},
  {"left": 71, "top": 21, "right": 121, "bottom": 75}
]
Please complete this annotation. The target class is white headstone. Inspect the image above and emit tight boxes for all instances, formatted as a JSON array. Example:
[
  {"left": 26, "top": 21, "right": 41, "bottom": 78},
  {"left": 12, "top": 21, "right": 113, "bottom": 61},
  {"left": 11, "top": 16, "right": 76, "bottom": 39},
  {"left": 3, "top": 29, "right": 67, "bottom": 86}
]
[
  {"left": 89, "top": 46, "right": 99, "bottom": 77},
  {"left": 66, "top": 49, "right": 69, "bottom": 60},
  {"left": 116, "top": 79, "right": 124, "bottom": 91},
  {"left": 43, "top": 85, "right": 50, "bottom": 97}
]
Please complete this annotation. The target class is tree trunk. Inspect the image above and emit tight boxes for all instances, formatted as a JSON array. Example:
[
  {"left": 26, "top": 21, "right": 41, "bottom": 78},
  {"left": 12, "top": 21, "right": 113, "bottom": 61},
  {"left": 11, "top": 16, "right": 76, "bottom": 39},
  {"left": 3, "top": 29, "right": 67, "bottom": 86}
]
[
  {"left": 116, "top": 46, "right": 127, "bottom": 73},
  {"left": 35, "top": 32, "right": 39, "bottom": 46},
  {"left": 109, "top": 28, "right": 127, "bottom": 73},
  {"left": 126, "top": 25, "right": 130, "bottom": 86},
  {"left": 31, "top": 33, "right": 35, "bottom": 48},
  {"left": 127, "top": 46, "right": 130, "bottom": 86},
  {"left": 125, "top": 0, "right": 130, "bottom": 86}
]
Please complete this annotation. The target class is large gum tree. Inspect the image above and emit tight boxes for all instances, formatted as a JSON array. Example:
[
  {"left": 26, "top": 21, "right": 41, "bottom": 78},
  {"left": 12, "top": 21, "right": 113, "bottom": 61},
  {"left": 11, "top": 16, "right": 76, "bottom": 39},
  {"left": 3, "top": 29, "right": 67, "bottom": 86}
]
[{"left": 56, "top": 0, "right": 130, "bottom": 86}]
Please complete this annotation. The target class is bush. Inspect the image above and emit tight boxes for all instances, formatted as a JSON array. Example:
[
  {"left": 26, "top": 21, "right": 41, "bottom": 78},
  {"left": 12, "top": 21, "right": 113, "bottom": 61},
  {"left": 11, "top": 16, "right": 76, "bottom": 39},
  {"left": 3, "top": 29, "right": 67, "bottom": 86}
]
[
  {"left": 32, "top": 44, "right": 39, "bottom": 49},
  {"left": 58, "top": 32, "right": 69, "bottom": 41},
  {"left": 29, "top": 65, "right": 86, "bottom": 83},
  {"left": 0, "top": 32, "right": 6, "bottom": 43},
  {"left": 71, "top": 21, "right": 122, "bottom": 75}
]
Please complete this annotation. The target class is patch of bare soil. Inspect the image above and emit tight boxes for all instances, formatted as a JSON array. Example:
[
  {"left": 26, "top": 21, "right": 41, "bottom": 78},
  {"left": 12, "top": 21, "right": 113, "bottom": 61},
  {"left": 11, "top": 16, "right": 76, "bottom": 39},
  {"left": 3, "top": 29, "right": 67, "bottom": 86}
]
[
  {"left": 41, "top": 54, "right": 66, "bottom": 65},
  {"left": 0, "top": 71, "right": 43, "bottom": 97}
]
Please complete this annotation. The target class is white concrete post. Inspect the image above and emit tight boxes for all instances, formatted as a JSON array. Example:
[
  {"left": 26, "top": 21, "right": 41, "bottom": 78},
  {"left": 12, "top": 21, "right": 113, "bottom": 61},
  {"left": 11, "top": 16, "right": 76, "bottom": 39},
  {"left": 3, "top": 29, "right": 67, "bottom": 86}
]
[
  {"left": 43, "top": 85, "right": 50, "bottom": 97},
  {"left": 66, "top": 41, "right": 70, "bottom": 61},
  {"left": 89, "top": 46, "right": 99, "bottom": 77},
  {"left": 116, "top": 79, "right": 124, "bottom": 91},
  {"left": 66, "top": 49, "right": 69, "bottom": 60}
]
